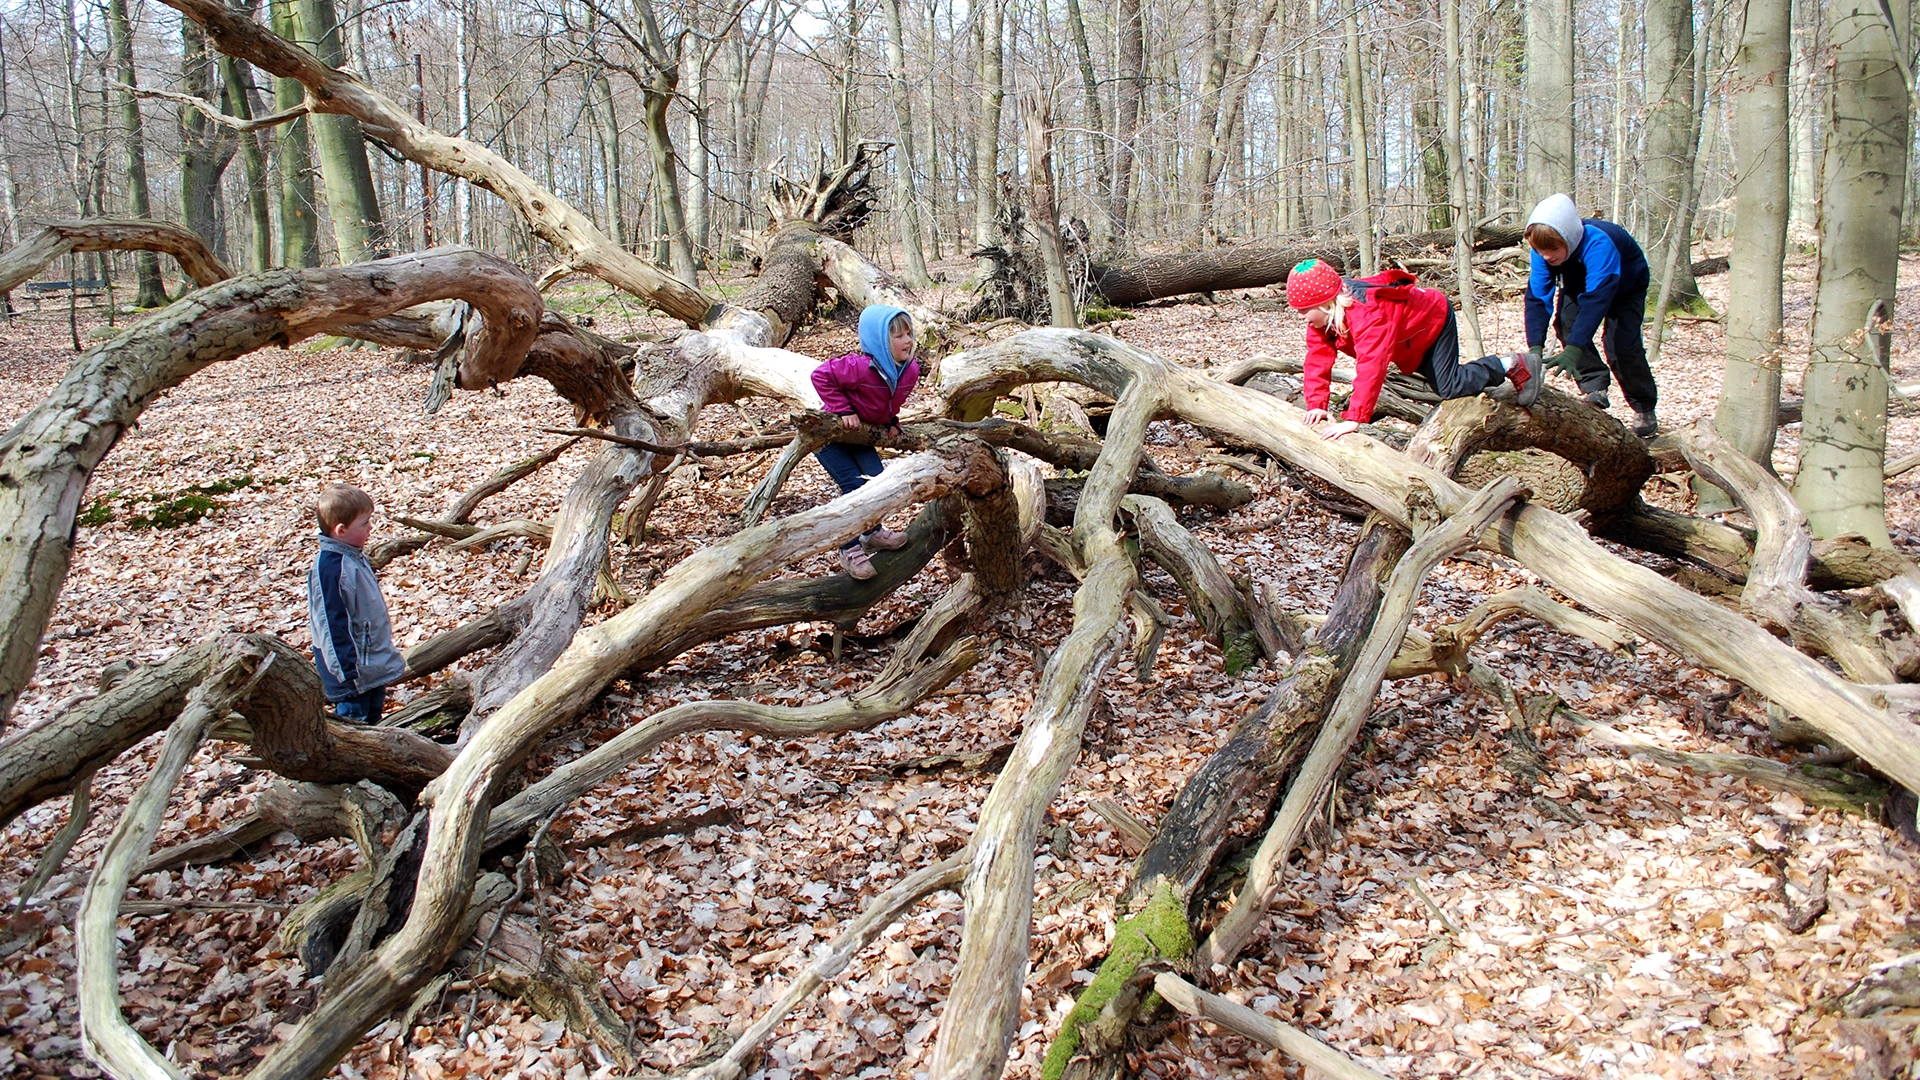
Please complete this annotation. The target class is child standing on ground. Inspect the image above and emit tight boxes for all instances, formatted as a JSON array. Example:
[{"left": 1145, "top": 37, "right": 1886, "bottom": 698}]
[
  {"left": 811, "top": 304, "right": 921, "bottom": 580},
  {"left": 307, "top": 483, "right": 405, "bottom": 721},
  {"left": 1522, "top": 192, "right": 1659, "bottom": 437},
  {"left": 1287, "top": 259, "right": 1542, "bottom": 440}
]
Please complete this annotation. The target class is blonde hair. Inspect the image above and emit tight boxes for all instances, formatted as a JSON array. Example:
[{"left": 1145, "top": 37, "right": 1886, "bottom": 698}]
[
  {"left": 1313, "top": 290, "right": 1356, "bottom": 337},
  {"left": 316, "top": 483, "right": 373, "bottom": 535}
]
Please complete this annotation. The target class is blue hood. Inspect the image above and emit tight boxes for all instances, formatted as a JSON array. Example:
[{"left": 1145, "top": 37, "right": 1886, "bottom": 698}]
[{"left": 858, "top": 304, "right": 912, "bottom": 392}]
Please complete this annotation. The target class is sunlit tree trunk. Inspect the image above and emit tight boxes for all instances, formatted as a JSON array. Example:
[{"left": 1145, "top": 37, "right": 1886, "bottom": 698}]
[
  {"left": 297, "top": 0, "right": 385, "bottom": 262},
  {"left": 883, "top": 0, "right": 931, "bottom": 288},
  {"left": 1342, "top": 1, "right": 1375, "bottom": 274},
  {"left": 1524, "top": 0, "right": 1574, "bottom": 198},
  {"left": 107, "top": 0, "right": 168, "bottom": 306},
  {"left": 1444, "top": 0, "right": 1482, "bottom": 356},
  {"left": 1704, "top": 0, "right": 1790, "bottom": 506},
  {"left": 270, "top": 0, "right": 320, "bottom": 267},
  {"left": 1644, "top": 0, "right": 1703, "bottom": 310},
  {"left": 1795, "top": 0, "right": 1910, "bottom": 545},
  {"left": 971, "top": 0, "right": 1005, "bottom": 281}
]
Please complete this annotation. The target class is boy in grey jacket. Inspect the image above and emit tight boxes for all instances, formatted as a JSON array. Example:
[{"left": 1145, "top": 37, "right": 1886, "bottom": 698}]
[{"left": 307, "top": 484, "right": 405, "bottom": 721}]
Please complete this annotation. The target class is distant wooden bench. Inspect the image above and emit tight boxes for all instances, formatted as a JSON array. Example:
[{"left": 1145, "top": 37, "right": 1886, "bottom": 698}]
[{"left": 22, "top": 279, "right": 109, "bottom": 310}]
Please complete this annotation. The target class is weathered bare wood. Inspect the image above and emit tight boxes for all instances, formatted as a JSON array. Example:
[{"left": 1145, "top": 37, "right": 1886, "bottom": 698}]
[
  {"left": 1677, "top": 421, "right": 1898, "bottom": 683},
  {"left": 77, "top": 642, "right": 274, "bottom": 1080},
  {"left": 247, "top": 441, "right": 1009, "bottom": 1080},
  {"left": 0, "top": 252, "right": 541, "bottom": 729},
  {"left": 0, "top": 218, "right": 230, "bottom": 294},
  {"left": 485, "top": 631, "right": 980, "bottom": 849},
  {"left": 686, "top": 853, "right": 968, "bottom": 1080},
  {"left": 1414, "top": 586, "right": 1635, "bottom": 677},
  {"left": 928, "top": 371, "right": 1160, "bottom": 1080},
  {"left": 1152, "top": 973, "right": 1390, "bottom": 1080},
  {"left": 158, "top": 0, "right": 737, "bottom": 334},
  {"left": 1197, "top": 477, "right": 1522, "bottom": 969},
  {"left": 1122, "top": 494, "right": 1265, "bottom": 671},
  {"left": 939, "top": 329, "right": 1920, "bottom": 803},
  {"left": 1089, "top": 223, "right": 1524, "bottom": 306}
]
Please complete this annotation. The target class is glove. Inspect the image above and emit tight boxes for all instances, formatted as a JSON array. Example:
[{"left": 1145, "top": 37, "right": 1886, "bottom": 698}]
[{"left": 1541, "top": 345, "right": 1588, "bottom": 377}]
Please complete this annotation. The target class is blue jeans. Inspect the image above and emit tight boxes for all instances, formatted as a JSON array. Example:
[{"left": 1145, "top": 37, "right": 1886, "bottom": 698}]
[
  {"left": 816, "top": 443, "right": 884, "bottom": 495},
  {"left": 331, "top": 685, "right": 386, "bottom": 723}
]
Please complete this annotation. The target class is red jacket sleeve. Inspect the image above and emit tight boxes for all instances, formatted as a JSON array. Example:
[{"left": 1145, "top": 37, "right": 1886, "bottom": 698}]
[
  {"left": 1341, "top": 306, "right": 1397, "bottom": 423},
  {"left": 1301, "top": 329, "right": 1339, "bottom": 413}
]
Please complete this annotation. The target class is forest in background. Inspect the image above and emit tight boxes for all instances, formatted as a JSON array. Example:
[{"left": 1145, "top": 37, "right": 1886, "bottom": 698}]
[
  {"left": 0, "top": 0, "right": 1867, "bottom": 286},
  {"left": 3, "top": 0, "right": 1920, "bottom": 1077}
]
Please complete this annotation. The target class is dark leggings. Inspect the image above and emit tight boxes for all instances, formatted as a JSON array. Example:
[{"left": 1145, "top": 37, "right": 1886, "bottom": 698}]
[
  {"left": 1559, "top": 279, "right": 1658, "bottom": 412},
  {"left": 1414, "top": 309, "right": 1508, "bottom": 400}
]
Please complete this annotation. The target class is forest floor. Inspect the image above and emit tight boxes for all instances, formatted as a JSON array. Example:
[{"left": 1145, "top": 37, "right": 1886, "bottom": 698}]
[{"left": 3, "top": 247, "right": 1919, "bottom": 1080}]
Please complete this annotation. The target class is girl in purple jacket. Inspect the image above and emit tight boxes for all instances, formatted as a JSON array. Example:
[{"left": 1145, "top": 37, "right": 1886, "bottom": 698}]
[{"left": 811, "top": 304, "right": 921, "bottom": 579}]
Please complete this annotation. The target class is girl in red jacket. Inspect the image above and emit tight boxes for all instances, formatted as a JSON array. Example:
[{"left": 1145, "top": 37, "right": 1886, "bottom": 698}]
[{"left": 1287, "top": 259, "right": 1542, "bottom": 440}]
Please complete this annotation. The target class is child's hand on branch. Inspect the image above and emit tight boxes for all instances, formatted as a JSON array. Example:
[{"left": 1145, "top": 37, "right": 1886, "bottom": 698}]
[
  {"left": 1319, "top": 420, "right": 1361, "bottom": 441},
  {"left": 1303, "top": 408, "right": 1331, "bottom": 425},
  {"left": 840, "top": 413, "right": 861, "bottom": 430}
]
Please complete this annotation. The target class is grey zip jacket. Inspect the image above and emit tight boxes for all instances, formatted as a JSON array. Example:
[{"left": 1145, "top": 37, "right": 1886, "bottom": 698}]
[{"left": 308, "top": 534, "right": 406, "bottom": 701}]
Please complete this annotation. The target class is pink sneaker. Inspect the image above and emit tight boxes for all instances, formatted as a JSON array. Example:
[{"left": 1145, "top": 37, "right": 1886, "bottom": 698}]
[
  {"left": 839, "top": 544, "right": 877, "bottom": 580},
  {"left": 863, "top": 526, "right": 909, "bottom": 551}
]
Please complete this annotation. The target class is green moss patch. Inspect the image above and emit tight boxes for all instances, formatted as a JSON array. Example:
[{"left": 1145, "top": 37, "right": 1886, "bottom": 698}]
[{"left": 1040, "top": 881, "right": 1194, "bottom": 1080}]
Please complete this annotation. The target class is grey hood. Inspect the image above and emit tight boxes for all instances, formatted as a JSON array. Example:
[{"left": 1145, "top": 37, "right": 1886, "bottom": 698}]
[{"left": 1527, "top": 193, "right": 1586, "bottom": 250}]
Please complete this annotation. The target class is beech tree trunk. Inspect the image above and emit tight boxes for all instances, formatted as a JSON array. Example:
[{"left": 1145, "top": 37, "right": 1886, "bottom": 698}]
[
  {"left": 1644, "top": 0, "right": 1703, "bottom": 310},
  {"left": 1524, "top": 0, "right": 1574, "bottom": 198},
  {"left": 1795, "top": 0, "right": 1910, "bottom": 546},
  {"left": 1702, "top": 0, "right": 1790, "bottom": 510},
  {"left": 107, "top": 0, "right": 169, "bottom": 307}
]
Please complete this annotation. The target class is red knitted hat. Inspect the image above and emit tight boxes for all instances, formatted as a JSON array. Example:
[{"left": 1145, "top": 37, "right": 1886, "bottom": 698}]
[{"left": 1286, "top": 259, "right": 1344, "bottom": 310}]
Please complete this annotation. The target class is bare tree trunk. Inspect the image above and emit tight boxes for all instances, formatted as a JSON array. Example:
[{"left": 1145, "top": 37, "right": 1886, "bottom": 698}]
[
  {"left": 269, "top": 0, "right": 320, "bottom": 267},
  {"left": 1701, "top": 0, "right": 1790, "bottom": 511},
  {"left": 1444, "top": 0, "right": 1483, "bottom": 356},
  {"left": 882, "top": 0, "right": 931, "bottom": 288},
  {"left": 1107, "top": 0, "right": 1145, "bottom": 253},
  {"left": 1023, "top": 97, "right": 1076, "bottom": 327},
  {"left": 296, "top": 0, "right": 385, "bottom": 262},
  {"left": 684, "top": 41, "right": 713, "bottom": 265},
  {"left": 1644, "top": 0, "right": 1704, "bottom": 310},
  {"left": 1180, "top": 0, "right": 1232, "bottom": 232},
  {"left": 179, "top": 23, "right": 239, "bottom": 262},
  {"left": 1062, "top": 0, "right": 1112, "bottom": 249},
  {"left": 1524, "top": 0, "right": 1574, "bottom": 197},
  {"left": 107, "top": 0, "right": 169, "bottom": 307},
  {"left": 589, "top": 67, "right": 627, "bottom": 250},
  {"left": 1795, "top": 0, "right": 1910, "bottom": 545},
  {"left": 971, "top": 0, "right": 1006, "bottom": 281},
  {"left": 222, "top": 50, "right": 274, "bottom": 272},
  {"left": 1342, "top": 2, "right": 1376, "bottom": 275}
]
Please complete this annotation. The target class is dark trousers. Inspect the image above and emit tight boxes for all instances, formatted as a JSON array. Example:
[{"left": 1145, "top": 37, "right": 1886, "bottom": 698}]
[
  {"left": 816, "top": 443, "right": 884, "bottom": 551},
  {"left": 1414, "top": 310, "right": 1508, "bottom": 400},
  {"left": 816, "top": 443, "right": 884, "bottom": 495},
  {"left": 1558, "top": 281, "right": 1658, "bottom": 413},
  {"left": 331, "top": 685, "right": 386, "bottom": 723}
]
